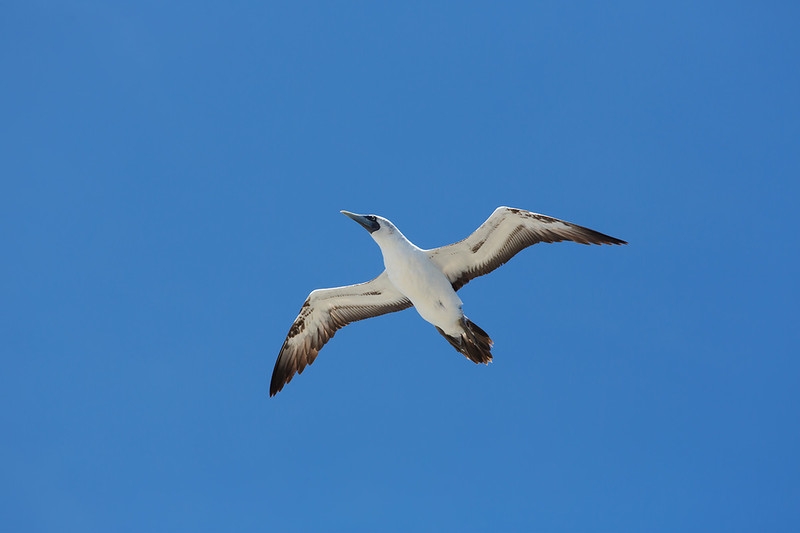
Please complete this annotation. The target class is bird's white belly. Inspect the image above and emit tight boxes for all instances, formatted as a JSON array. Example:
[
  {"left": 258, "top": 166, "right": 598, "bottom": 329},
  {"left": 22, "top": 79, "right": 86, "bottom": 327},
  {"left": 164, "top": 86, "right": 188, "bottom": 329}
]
[{"left": 384, "top": 250, "right": 463, "bottom": 333}]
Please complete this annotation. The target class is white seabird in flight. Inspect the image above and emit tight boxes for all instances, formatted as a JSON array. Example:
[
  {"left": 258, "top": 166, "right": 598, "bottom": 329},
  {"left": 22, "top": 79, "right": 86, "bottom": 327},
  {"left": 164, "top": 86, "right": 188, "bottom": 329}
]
[{"left": 270, "top": 206, "right": 626, "bottom": 396}]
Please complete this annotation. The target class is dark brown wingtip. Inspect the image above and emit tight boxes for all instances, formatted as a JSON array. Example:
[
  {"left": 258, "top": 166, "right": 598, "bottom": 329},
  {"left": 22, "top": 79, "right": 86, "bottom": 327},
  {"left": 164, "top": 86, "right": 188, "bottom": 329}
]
[
  {"left": 269, "top": 376, "right": 284, "bottom": 397},
  {"left": 270, "top": 336, "right": 321, "bottom": 397},
  {"left": 574, "top": 225, "right": 627, "bottom": 246},
  {"left": 269, "top": 359, "right": 288, "bottom": 397},
  {"left": 269, "top": 339, "right": 297, "bottom": 397},
  {"left": 270, "top": 364, "right": 300, "bottom": 397}
]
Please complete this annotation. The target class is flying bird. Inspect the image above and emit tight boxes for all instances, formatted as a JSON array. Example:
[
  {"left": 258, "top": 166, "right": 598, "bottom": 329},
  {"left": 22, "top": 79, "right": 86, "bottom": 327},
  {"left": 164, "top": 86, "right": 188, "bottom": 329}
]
[{"left": 270, "top": 207, "right": 626, "bottom": 396}]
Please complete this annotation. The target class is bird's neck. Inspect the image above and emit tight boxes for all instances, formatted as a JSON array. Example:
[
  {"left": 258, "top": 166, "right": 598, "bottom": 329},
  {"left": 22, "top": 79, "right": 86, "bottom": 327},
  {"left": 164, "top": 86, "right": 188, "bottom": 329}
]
[{"left": 372, "top": 228, "right": 420, "bottom": 258}]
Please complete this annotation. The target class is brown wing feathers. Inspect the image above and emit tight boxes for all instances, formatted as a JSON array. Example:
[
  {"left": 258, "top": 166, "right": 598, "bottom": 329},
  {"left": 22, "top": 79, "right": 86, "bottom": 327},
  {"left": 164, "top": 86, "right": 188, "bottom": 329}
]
[{"left": 270, "top": 276, "right": 411, "bottom": 396}]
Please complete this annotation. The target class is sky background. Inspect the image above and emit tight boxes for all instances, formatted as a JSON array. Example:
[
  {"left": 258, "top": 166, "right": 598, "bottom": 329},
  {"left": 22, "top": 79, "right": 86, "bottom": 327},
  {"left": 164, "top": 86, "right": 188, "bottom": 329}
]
[{"left": 2, "top": 2, "right": 799, "bottom": 531}]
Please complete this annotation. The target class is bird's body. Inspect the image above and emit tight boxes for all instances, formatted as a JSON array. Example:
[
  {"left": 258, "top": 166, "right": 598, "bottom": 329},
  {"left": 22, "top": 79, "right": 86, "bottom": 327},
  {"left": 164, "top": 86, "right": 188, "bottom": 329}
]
[
  {"left": 270, "top": 206, "right": 626, "bottom": 396},
  {"left": 374, "top": 224, "right": 463, "bottom": 336}
]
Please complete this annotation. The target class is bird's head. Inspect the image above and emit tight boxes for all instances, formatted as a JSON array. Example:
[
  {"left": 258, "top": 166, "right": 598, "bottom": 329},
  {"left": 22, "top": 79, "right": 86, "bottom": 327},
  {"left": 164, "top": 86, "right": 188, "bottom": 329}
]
[{"left": 340, "top": 211, "right": 397, "bottom": 239}]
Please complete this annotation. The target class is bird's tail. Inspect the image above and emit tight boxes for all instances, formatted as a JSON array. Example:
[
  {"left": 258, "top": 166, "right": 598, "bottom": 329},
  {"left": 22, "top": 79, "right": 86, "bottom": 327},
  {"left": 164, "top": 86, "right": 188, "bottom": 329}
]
[{"left": 436, "top": 317, "right": 493, "bottom": 364}]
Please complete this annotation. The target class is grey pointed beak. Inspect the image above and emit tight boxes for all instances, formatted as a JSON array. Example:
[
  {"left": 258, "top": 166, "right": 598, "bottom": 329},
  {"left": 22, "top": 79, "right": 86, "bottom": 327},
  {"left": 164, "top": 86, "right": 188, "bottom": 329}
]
[{"left": 341, "top": 210, "right": 380, "bottom": 233}]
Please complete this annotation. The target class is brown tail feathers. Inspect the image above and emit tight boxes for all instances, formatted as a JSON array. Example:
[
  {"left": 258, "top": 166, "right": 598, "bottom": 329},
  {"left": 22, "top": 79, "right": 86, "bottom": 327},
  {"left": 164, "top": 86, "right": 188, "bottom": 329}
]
[{"left": 435, "top": 317, "right": 493, "bottom": 364}]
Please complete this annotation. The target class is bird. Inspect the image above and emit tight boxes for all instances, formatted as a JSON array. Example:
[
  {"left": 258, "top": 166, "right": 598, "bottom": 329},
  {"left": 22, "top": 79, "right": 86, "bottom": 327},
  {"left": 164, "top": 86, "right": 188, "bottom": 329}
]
[{"left": 270, "top": 206, "right": 626, "bottom": 396}]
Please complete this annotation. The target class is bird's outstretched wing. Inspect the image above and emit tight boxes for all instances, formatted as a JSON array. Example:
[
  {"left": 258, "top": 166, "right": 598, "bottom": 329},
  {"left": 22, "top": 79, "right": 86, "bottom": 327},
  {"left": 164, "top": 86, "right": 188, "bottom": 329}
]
[
  {"left": 271, "top": 271, "right": 412, "bottom": 396},
  {"left": 427, "top": 206, "right": 627, "bottom": 291}
]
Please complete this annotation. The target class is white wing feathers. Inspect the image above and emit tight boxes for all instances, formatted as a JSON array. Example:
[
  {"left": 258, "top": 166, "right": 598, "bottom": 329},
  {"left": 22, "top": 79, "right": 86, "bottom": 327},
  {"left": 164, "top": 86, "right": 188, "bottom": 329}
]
[
  {"left": 428, "top": 206, "right": 627, "bottom": 291},
  {"left": 270, "top": 271, "right": 411, "bottom": 396}
]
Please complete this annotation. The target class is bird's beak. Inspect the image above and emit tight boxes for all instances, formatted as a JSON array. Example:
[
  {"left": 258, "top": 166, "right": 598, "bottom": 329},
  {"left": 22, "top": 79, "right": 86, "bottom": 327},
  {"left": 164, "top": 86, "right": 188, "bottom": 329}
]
[{"left": 341, "top": 210, "right": 379, "bottom": 233}]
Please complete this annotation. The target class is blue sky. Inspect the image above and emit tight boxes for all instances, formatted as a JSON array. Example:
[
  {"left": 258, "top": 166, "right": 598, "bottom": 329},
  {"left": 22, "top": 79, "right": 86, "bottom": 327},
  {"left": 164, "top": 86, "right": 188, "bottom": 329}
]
[{"left": 2, "top": 2, "right": 798, "bottom": 531}]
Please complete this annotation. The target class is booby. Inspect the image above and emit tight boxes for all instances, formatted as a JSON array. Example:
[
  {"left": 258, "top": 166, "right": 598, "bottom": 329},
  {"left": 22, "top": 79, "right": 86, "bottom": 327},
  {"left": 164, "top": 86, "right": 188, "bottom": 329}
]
[{"left": 270, "top": 206, "right": 626, "bottom": 396}]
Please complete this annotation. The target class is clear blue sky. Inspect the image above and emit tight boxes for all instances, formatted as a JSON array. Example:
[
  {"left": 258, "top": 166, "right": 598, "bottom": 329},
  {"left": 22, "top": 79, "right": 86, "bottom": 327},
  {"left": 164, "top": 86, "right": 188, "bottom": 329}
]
[{"left": 2, "top": 2, "right": 798, "bottom": 531}]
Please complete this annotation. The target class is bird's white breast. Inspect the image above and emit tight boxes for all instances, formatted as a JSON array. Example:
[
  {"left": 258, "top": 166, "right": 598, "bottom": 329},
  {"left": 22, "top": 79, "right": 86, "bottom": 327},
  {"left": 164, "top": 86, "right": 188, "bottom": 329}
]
[{"left": 377, "top": 236, "right": 464, "bottom": 334}]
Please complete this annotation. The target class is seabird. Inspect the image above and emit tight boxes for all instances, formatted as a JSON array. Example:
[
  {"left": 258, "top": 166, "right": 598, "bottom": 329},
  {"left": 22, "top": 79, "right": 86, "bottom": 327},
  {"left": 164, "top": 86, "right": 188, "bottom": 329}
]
[{"left": 270, "top": 206, "right": 626, "bottom": 396}]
